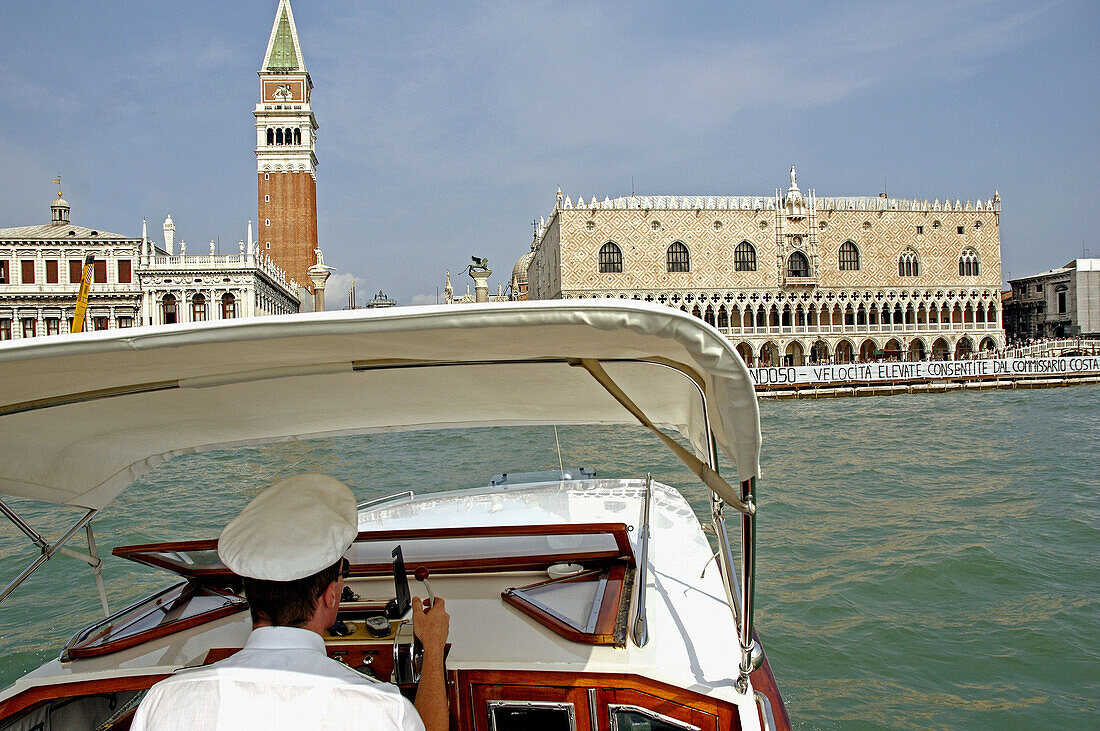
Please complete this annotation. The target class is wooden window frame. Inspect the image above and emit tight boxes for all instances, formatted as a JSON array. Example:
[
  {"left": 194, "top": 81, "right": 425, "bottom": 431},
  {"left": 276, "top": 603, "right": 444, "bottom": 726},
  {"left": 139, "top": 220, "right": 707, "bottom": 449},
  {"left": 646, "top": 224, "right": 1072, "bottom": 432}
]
[
  {"left": 20, "top": 260, "right": 35, "bottom": 284},
  {"left": 45, "top": 260, "right": 59, "bottom": 283},
  {"left": 62, "top": 580, "right": 247, "bottom": 660},
  {"left": 113, "top": 523, "right": 635, "bottom": 579},
  {"left": 502, "top": 563, "right": 632, "bottom": 646}
]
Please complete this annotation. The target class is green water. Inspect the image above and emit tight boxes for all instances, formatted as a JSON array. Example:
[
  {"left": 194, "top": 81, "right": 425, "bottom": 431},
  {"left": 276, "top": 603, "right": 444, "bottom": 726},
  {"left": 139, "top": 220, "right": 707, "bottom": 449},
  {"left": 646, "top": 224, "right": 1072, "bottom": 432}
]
[{"left": 0, "top": 386, "right": 1097, "bottom": 728}]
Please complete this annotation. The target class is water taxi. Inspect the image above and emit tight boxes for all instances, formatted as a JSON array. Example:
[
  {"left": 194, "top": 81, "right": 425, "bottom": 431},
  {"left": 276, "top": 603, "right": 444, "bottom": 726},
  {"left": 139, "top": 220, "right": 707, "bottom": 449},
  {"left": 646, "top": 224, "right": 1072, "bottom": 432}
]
[{"left": 0, "top": 300, "right": 789, "bottom": 730}]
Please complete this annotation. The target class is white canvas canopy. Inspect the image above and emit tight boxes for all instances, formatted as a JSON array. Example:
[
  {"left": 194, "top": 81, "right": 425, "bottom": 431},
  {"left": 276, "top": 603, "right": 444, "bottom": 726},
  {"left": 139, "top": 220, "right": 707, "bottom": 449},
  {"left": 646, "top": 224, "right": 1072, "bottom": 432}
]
[{"left": 0, "top": 300, "right": 761, "bottom": 511}]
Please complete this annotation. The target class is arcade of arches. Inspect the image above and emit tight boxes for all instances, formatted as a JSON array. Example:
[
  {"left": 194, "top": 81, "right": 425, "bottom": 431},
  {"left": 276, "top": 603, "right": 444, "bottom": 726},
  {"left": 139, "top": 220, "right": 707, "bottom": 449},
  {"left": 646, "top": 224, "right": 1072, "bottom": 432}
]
[{"left": 572, "top": 287, "right": 1004, "bottom": 365}]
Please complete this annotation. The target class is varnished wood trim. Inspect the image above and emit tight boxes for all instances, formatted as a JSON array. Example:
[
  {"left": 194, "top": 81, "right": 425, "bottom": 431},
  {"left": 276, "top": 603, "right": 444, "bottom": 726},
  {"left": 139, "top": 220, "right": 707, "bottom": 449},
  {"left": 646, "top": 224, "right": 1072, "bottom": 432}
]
[
  {"left": 66, "top": 601, "right": 247, "bottom": 659},
  {"left": 501, "top": 564, "right": 630, "bottom": 646},
  {"left": 749, "top": 635, "right": 792, "bottom": 731},
  {"left": 114, "top": 523, "right": 635, "bottom": 578},
  {"left": 0, "top": 675, "right": 169, "bottom": 721},
  {"left": 460, "top": 669, "right": 743, "bottom": 729}
]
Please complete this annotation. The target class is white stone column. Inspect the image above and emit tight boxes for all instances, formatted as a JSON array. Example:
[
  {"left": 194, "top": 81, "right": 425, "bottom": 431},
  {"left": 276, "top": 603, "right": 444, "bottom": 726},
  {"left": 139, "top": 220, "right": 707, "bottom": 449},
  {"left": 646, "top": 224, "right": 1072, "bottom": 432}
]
[
  {"left": 308, "top": 264, "right": 331, "bottom": 312},
  {"left": 470, "top": 269, "right": 492, "bottom": 303}
]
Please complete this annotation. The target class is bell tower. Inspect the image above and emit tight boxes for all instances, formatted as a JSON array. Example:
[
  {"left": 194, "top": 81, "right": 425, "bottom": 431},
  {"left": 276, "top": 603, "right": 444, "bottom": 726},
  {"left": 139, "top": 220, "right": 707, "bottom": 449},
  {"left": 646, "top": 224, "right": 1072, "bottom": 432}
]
[{"left": 255, "top": 0, "right": 318, "bottom": 291}]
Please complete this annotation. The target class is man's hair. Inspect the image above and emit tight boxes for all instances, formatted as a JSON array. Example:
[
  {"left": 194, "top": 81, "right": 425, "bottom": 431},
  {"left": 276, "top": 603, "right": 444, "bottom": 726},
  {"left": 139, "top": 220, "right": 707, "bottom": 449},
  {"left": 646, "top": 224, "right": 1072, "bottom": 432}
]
[{"left": 242, "top": 559, "right": 342, "bottom": 627}]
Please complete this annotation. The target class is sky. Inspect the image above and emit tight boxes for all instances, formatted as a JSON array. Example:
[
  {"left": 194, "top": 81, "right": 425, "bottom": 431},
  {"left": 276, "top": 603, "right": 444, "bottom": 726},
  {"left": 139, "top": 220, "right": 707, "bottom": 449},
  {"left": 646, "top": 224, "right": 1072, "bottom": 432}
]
[{"left": 1, "top": 1, "right": 1096, "bottom": 307}]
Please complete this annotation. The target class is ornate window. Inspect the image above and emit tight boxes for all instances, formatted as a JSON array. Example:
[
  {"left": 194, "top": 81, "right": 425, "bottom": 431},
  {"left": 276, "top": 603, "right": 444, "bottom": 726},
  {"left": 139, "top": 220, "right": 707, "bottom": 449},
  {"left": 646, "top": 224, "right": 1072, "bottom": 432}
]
[
  {"left": 959, "top": 249, "right": 979, "bottom": 276},
  {"left": 191, "top": 294, "right": 207, "bottom": 322},
  {"left": 839, "top": 241, "right": 860, "bottom": 271},
  {"left": 666, "top": 242, "right": 690, "bottom": 273},
  {"left": 899, "top": 250, "right": 920, "bottom": 277},
  {"left": 221, "top": 293, "right": 238, "bottom": 319},
  {"left": 787, "top": 251, "right": 810, "bottom": 278},
  {"left": 266, "top": 128, "right": 274, "bottom": 145},
  {"left": 734, "top": 242, "right": 756, "bottom": 272},
  {"left": 598, "top": 242, "right": 623, "bottom": 274},
  {"left": 162, "top": 294, "right": 178, "bottom": 325}
]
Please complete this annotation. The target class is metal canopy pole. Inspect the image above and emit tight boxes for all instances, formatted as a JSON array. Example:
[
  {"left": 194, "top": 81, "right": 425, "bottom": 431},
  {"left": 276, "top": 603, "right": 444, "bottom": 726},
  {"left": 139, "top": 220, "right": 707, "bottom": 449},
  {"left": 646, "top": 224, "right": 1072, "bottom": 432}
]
[{"left": 0, "top": 500, "right": 101, "bottom": 608}]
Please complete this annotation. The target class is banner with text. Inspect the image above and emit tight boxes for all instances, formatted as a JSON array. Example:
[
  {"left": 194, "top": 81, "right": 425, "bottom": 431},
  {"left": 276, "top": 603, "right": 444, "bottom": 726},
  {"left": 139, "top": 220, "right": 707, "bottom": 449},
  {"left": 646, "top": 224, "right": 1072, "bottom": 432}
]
[{"left": 749, "top": 357, "right": 1100, "bottom": 387}]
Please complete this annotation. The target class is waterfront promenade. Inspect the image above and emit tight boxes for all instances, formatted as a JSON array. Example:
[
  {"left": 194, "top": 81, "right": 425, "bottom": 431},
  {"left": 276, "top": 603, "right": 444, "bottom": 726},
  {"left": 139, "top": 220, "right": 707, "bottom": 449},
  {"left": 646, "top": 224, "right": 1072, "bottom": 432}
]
[{"left": 751, "top": 354, "right": 1100, "bottom": 398}]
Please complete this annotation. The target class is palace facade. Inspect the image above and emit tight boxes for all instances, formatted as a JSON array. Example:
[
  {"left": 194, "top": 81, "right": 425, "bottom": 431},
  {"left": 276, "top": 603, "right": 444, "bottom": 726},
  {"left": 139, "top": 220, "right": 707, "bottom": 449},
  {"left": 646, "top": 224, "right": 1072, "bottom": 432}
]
[
  {"left": 0, "top": 195, "right": 300, "bottom": 339},
  {"left": 525, "top": 168, "right": 1005, "bottom": 364}
]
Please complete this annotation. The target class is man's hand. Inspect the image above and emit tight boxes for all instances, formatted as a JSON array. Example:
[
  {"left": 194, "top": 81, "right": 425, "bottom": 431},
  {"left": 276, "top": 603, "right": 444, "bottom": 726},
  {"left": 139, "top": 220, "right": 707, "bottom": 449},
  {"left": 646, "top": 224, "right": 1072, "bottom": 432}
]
[
  {"left": 411, "top": 596, "right": 449, "bottom": 655},
  {"left": 411, "top": 596, "right": 450, "bottom": 731}
]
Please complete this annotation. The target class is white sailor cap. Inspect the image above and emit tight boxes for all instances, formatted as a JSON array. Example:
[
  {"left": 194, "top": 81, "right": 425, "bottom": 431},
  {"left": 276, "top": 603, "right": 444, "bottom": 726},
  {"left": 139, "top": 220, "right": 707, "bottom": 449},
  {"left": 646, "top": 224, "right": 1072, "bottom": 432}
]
[{"left": 218, "top": 473, "right": 358, "bottom": 582}]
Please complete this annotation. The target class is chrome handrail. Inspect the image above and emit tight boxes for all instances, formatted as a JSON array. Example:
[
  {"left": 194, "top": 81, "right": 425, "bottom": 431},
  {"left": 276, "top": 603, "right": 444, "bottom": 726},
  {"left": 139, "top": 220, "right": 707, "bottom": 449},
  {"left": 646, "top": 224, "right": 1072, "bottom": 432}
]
[
  {"left": 357, "top": 491, "right": 415, "bottom": 510},
  {"left": 631, "top": 473, "right": 652, "bottom": 647},
  {"left": 754, "top": 690, "right": 776, "bottom": 731}
]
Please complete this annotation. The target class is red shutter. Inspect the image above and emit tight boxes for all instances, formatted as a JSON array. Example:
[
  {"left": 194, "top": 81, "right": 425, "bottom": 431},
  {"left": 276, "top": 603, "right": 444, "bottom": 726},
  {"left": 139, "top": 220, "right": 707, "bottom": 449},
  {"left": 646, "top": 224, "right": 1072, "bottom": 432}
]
[
  {"left": 21, "top": 260, "right": 35, "bottom": 284},
  {"left": 118, "top": 260, "right": 132, "bottom": 284},
  {"left": 93, "top": 260, "right": 107, "bottom": 283},
  {"left": 46, "top": 260, "right": 59, "bottom": 283},
  {"left": 69, "top": 260, "right": 84, "bottom": 283}
]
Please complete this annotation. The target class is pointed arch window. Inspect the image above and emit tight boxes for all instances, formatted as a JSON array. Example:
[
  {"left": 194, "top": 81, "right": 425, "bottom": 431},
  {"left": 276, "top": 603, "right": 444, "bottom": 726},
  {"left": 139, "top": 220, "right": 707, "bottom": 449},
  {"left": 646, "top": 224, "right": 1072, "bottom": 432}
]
[
  {"left": 839, "top": 241, "right": 860, "bottom": 271},
  {"left": 959, "top": 249, "right": 979, "bottom": 276},
  {"left": 598, "top": 242, "right": 623, "bottom": 273},
  {"left": 899, "top": 250, "right": 920, "bottom": 277},
  {"left": 787, "top": 251, "right": 810, "bottom": 278},
  {"left": 734, "top": 242, "right": 756, "bottom": 272},
  {"left": 666, "top": 242, "right": 690, "bottom": 272}
]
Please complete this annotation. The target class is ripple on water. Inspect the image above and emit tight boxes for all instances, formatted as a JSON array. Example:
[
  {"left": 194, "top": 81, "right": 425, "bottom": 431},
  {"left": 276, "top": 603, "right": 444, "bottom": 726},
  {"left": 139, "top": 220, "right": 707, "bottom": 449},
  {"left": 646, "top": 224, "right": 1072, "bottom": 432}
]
[{"left": 1, "top": 387, "right": 1098, "bottom": 727}]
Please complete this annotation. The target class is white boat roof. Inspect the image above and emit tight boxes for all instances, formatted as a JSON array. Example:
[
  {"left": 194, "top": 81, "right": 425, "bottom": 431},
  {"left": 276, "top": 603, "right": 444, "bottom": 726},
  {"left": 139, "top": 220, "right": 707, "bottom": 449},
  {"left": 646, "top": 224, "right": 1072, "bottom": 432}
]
[{"left": 0, "top": 300, "right": 760, "bottom": 510}]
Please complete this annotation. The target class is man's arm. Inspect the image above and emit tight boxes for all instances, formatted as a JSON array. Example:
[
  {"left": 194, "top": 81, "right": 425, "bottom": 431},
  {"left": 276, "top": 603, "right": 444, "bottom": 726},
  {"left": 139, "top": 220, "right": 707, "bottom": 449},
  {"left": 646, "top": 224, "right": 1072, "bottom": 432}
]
[{"left": 411, "top": 596, "right": 450, "bottom": 731}]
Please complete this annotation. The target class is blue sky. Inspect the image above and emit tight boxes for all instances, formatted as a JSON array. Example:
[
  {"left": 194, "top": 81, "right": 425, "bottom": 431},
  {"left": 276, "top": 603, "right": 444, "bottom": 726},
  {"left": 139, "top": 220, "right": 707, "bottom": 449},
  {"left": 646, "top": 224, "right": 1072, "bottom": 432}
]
[{"left": 1, "top": 1, "right": 1096, "bottom": 305}]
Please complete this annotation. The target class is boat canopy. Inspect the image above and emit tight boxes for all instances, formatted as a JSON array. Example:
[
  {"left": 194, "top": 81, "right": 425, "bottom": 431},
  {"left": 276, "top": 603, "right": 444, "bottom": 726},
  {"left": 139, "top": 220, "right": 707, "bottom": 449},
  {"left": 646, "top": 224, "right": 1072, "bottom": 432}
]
[{"left": 0, "top": 301, "right": 761, "bottom": 510}]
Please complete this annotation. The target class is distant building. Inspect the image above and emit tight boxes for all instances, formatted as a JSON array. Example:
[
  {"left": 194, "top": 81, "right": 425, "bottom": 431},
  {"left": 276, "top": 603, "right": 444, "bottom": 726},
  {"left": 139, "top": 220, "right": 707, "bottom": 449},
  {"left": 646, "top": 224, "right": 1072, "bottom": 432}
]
[
  {"left": 0, "top": 194, "right": 300, "bottom": 339},
  {"left": 365, "top": 290, "right": 397, "bottom": 308},
  {"left": 1003, "top": 259, "right": 1100, "bottom": 340},
  {"left": 526, "top": 168, "right": 1005, "bottom": 364},
  {"left": 0, "top": 194, "right": 140, "bottom": 337},
  {"left": 138, "top": 214, "right": 300, "bottom": 326}
]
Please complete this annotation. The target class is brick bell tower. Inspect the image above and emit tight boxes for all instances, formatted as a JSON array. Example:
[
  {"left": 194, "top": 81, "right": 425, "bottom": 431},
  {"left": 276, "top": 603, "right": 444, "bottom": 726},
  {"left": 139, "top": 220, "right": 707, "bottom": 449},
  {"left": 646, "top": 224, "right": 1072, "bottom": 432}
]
[{"left": 255, "top": 0, "right": 318, "bottom": 292}]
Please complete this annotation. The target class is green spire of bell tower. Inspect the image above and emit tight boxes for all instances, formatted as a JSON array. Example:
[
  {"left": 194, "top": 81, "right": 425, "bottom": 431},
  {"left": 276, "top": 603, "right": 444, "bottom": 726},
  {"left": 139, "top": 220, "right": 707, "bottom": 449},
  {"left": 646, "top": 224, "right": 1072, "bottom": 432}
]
[{"left": 266, "top": 6, "right": 299, "bottom": 71}]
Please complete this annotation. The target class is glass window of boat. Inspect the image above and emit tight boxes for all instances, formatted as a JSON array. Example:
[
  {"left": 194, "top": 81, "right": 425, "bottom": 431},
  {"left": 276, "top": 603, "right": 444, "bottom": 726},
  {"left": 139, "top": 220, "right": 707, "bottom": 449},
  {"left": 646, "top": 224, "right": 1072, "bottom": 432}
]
[
  {"left": 489, "top": 701, "right": 576, "bottom": 731},
  {"left": 610, "top": 705, "right": 701, "bottom": 731},
  {"left": 64, "top": 581, "right": 247, "bottom": 659},
  {"left": 114, "top": 524, "right": 632, "bottom": 579}
]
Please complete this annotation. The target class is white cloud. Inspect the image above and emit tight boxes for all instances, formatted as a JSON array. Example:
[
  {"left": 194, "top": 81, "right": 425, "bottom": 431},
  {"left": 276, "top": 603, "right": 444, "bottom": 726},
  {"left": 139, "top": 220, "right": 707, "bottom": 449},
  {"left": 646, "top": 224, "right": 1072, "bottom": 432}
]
[
  {"left": 321, "top": 271, "right": 361, "bottom": 310},
  {"left": 407, "top": 293, "right": 442, "bottom": 306}
]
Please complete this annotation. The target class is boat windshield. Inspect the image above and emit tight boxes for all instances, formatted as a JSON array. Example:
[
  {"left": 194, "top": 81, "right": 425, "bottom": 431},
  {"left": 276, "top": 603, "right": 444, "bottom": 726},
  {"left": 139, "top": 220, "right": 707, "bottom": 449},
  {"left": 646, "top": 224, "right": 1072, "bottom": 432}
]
[{"left": 114, "top": 523, "right": 634, "bottom": 579}]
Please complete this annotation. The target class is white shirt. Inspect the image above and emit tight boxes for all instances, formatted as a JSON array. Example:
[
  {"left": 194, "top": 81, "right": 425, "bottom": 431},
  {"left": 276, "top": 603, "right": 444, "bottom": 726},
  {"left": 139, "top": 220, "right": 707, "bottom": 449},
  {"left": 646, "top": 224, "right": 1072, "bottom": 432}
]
[{"left": 130, "top": 626, "right": 425, "bottom": 731}]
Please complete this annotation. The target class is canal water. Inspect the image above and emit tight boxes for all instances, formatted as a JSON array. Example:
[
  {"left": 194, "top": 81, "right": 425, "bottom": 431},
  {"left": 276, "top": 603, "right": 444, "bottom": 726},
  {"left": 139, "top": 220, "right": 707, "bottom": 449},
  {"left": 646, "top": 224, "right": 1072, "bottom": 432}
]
[{"left": 0, "top": 385, "right": 1096, "bottom": 728}]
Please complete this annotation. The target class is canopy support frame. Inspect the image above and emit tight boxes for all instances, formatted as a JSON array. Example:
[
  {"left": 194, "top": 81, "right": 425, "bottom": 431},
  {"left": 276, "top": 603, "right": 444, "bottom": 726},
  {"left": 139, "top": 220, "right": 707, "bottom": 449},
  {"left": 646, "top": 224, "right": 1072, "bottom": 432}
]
[
  {"left": 572, "top": 358, "right": 760, "bottom": 694},
  {"left": 0, "top": 499, "right": 108, "bottom": 616}
]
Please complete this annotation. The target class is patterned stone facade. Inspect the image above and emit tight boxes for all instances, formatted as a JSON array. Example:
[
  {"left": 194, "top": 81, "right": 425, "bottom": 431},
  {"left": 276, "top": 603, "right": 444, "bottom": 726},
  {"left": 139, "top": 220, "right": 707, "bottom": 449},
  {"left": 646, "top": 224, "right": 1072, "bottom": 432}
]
[{"left": 527, "top": 169, "right": 1005, "bottom": 364}]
